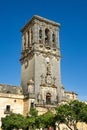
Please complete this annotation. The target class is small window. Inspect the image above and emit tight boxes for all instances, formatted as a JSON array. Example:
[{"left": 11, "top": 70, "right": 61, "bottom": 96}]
[
  {"left": 6, "top": 105, "right": 10, "bottom": 112},
  {"left": 7, "top": 91, "right": 11, "bottom": 93},
  {"left": 14, "top": 99, "right": 16, "bottom": 102},
  {"left": 31, "top": 102, "right": 34, "bottom": 108}
]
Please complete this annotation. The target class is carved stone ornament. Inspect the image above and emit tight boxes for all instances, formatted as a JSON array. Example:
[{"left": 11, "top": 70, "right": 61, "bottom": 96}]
[
  {"left": 40, "top": 74, "right": 45, "bottom": 85},
  {"left": 24, "top": 60, "right": 28, "bottom": 68},
  {"left": 35, "top": 52, "right": 40, "bottom": 56},
  {"left": 45, "top": 74, "right": 52, "bottom": 85},
  {"left": 46, "top": 62, "right": 51, "bottom": 75}
]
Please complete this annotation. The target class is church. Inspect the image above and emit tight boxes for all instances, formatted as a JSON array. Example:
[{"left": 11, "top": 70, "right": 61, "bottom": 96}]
[{"left": 0, "top": 15, "right": 77, "bottom": 128}]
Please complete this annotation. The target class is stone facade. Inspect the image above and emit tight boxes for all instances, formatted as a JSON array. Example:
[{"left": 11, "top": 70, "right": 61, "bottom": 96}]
[
  {"left": 0, "top": 92, "right": 24, "bottom": 127},
  {"left": 0, "top": 15, "right": 78, "bottom": 129},
  {"left": 20, "top": 15, "right": 78, "bottom": 108}
]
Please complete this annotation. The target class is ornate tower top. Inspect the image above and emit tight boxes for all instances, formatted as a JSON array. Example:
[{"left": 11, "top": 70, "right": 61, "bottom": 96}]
[{"left": 20, "top": 15, "right": 61, "bottom": 63}]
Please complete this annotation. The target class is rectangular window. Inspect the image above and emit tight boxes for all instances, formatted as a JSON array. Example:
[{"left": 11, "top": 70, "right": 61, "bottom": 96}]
[
  {"left": 6, "top": 105, "right": 10, "bottom": 112},
  {"left": 4, "top": 105, "right": 11, "bottom": 114},
  {"left": 31, "top": 103, "right": 34, "bottom": 108}
]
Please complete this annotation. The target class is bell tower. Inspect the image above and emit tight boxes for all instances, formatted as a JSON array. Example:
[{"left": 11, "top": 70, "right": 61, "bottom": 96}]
[{"left": 20, "top": 15, "right": 63, "bottom": 104}]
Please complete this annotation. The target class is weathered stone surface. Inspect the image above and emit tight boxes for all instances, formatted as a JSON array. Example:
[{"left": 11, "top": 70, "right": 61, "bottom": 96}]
[{"left": 0, "top": 84, "right": 22, "bottom": 94}]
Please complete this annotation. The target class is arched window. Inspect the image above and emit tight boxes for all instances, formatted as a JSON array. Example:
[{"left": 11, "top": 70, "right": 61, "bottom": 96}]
[
  {"left": 28, "top": 30, "right": 30, "bottom": 47},
  {"left": 31, "top": 29, "right": 33, "bottom": 43},
  {"left": 24, "top": 34, "right": 26, "bottom": 49},
  {"left": 46, "top": 93, "right": 51, "bottom": 104},
  {"left": 52, "top": 33, "right": 55, "bottom": 42},
  {"left": 39, "top": 29, "right": 42, "bottom": 39},
  {"left": 52, "top": 33, "right": 56, "bottom": 47},
  {"left": 45, "top": 28, "right": 49, "bottom": 44}
]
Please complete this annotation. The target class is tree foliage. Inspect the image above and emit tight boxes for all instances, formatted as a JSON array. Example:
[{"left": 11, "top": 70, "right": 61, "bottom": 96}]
[
  {"left": 36, "top": 111, "right": 55, "bottom": 128},
  {"left": 55, "top": 100, "right": 87, "bottom": 130},
  {"left": 29, "top": 108, "right": 38, "bottom": 117},
  {"left": 1, "top": 113, "right": 25, "bottom": 130},
  {"left": 1, "top": 101, "right": 87, "bottom": 130}
]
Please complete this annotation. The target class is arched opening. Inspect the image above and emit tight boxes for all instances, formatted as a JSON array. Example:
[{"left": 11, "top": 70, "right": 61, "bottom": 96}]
[
  {"left": 46, "top": 93, "right": 51, "bottom": 104},
  {"left": 52, "top": 33, "right": 55, "bottom": 42},
  {"left": 52, "top": 33, "right": 56, "bottom": 47},
  {"left": 31, "top": 29, "right": 33, "bottom": 43},
  {"left": 24, "top": 34, "right": 26, "bottom": 49},
  {"left": 39, "top": 29, "right": 42, "bottom": 44},
  {"left": 7, "top": 91, "right": 11, "bottom": 93},
  {"left": 39, "top": 29, "right": 42, "bottom": 39},
  {"left": 45, "top": 28, "right": 49, "bottom": 44}
]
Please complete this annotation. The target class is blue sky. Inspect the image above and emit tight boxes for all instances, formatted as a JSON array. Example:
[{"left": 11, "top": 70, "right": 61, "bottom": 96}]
[{"left": 0, "top": 0, "right": 87, "bottom": 101}]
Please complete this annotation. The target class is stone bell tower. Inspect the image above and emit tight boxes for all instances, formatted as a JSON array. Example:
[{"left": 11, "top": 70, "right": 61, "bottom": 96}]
[{"left": 20, "top": 15, "right": 63, "bottom": 105}]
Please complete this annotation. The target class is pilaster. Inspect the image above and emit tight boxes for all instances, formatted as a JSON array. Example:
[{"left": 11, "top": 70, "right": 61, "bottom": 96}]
[
  {"left": 49, "top": 29, "right": 52, "bottom": 47},
  {"left": 55, "top": 30, "right": 58, "bottom": 48},
  {"left": 42, "top": 26, "right": 45, "bottom": 44},
  {"left": 22, "top": 35, "right": 24, "bottom": 51},
  {"left": 26, "top": 32, "right": 28, "bottom": 49},
  {"left": 33, "top": 23, "right": 38, "bottom": 43}
]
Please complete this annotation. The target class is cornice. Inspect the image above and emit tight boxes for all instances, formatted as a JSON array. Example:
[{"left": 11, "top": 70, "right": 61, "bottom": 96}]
[{"left": 21, "top": 15, "right": 60, "bottom": 33}]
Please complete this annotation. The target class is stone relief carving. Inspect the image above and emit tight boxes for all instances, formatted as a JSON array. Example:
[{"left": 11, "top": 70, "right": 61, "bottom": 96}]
[
  {"left": 47, "top": 62, "right": 51, "bottom": 75},
  {"left": 53, "top": 76, "right": 56, "bottom": 85},
  {"left": 40, "top": 74, "right": 45, "bottom": 85},
  {"left": 37, "top": 92, "right": 42, "bottom": 103},
  {"left": 45, "top": 74, "right": 52, "bottom": 85},
  {"left": 40, "top": 60, "right": 56, "bottom": 88}
]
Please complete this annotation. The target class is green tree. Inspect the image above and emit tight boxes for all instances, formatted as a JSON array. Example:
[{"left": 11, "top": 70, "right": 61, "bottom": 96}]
[
  {"left": 29, "top": 108, "right": 38, "bottom": 117},
  {"left": 31, "top": 111, "right": 55, "bottom": 129},
  {"left": 35, "top": 114, "right": 45, "bottom": 129},
  {"left": 25, "top": 116, "right": 36, "bottom": 130},
  {"left": 37, "top": 111, "right": 55, "bottom": 129},
  {"left": 1, "top": 113, "right": 26, "bottom": 130},
  {"left": 25, "top": 108, "right": 38, "bottom": 130},
  {"left": 55, "top": 100, "right": 87, "bottom": 130}
]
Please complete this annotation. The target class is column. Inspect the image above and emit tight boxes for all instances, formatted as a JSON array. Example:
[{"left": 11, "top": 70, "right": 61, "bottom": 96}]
[
  {"left": 57, "top": 28, "right": 60, "bottom": 49},
  {"left": 26, "top": 31, "right": 28, "bottom": 49},
  {"left": 33, "top": 23, "right": 38, "bottom": 43},
  {"left": 55, "top": 28, "right": 59, "bottom": 48},
  {"left": 27, "top": 30, "right": 30, "bottom": 48},
  {"left": 29, "top": 28, "right": 32, "bottom": 46},
  {"left": 22, "top": 35, "right": 24, "bottom": 51},
  {"left": 49, "top": 29, "right": 52, "bottom": 47},
  {"left": 42, "top": 26, "right": 45, "bottom": 44},
  {"left": 55, "top": 31, "right": 58, "bottom": 48}
]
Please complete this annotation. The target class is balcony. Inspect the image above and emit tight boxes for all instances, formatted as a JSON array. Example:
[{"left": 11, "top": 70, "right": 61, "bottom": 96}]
[
  {"left": 4, "top": 110, "right": 12, "bottom": 114},
  {"left": 36, "top": 100, "right": 58, "bottom": 108}
]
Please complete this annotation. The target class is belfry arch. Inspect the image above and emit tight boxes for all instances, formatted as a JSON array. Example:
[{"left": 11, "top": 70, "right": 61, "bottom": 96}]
[{"left": 45, "top": 28, "right": 49, "bottom": 44}]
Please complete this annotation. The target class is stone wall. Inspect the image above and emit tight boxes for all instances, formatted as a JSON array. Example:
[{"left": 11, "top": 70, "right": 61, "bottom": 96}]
[{"left": 0, "top": 93, "right": 24, "bottom": 127}]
